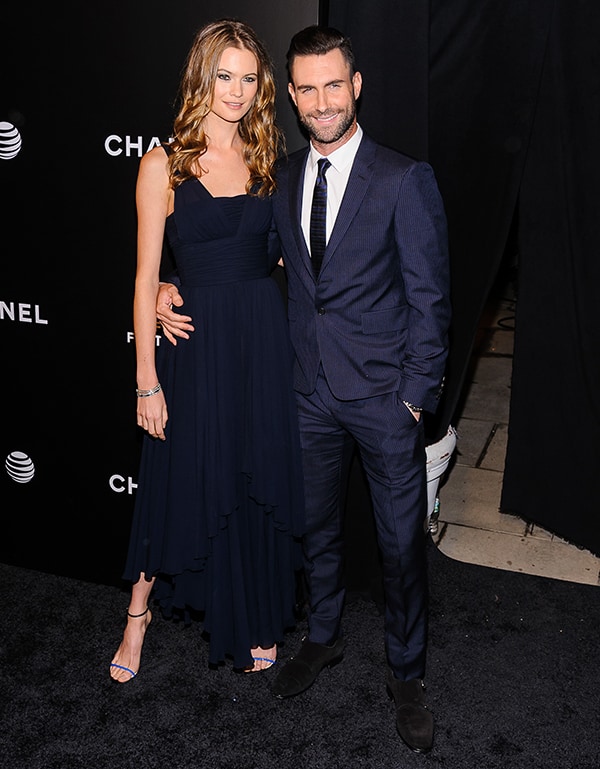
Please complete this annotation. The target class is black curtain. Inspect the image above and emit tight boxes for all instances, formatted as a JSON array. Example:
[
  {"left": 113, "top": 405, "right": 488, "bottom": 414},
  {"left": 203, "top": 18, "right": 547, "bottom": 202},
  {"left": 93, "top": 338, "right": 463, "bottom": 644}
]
[
  {"left": 328, "top": 0, "right": 600, "bottom": 554},
  {"left": 427, "top": 0, "right": 554, "bottom": 441},
  {"left": 500, "top": 2, "right": 600, "bottom": 553}
]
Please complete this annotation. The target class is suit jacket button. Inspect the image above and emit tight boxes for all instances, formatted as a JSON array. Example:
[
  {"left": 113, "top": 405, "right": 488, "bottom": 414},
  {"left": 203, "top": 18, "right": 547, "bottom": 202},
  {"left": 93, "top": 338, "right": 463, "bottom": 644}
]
[{"left": 317, "top": 306, "right": 326, "bottom": 315}]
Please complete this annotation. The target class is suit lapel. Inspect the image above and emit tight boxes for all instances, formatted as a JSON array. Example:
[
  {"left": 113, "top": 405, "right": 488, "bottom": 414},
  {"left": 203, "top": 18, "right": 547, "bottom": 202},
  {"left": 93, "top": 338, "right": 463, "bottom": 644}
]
[
  {"left": 285, "top": 135, "right": 376, "bottom": 280},
  {"left": 323, "top": 135, "right": 376, "bottom": 269},
  {"left": 286, "top": 149, "right": 312, "bottom": 274}
]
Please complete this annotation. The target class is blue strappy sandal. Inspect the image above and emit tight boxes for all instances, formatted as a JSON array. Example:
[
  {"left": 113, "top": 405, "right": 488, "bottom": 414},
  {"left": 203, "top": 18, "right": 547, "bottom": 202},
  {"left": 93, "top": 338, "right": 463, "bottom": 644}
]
[
  {"left": 109, "top": 606, "right": 149, "bottom": 681},
  {"left": 245, "top": 656, "right": 277, "bottom": 672}
]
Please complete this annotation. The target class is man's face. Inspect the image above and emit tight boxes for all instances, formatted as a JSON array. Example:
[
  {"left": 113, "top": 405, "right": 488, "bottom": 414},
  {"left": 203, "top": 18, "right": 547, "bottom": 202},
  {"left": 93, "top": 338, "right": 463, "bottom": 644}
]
[{"left": 288, "top": 48, "right": 362, "bottom": 153}]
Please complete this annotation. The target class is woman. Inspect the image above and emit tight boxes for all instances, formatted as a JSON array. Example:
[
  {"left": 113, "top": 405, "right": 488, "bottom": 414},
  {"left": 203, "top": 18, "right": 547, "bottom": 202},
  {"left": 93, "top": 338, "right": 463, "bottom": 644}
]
[{"left": 110, "top": 18, "right": 304, "bottom": 682}]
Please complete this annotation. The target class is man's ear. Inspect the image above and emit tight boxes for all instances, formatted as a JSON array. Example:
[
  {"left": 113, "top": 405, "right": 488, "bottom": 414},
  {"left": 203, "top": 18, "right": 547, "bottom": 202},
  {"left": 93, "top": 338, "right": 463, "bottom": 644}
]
[{"left": 352, "top": 71, "right": 363, "bottom": 100}]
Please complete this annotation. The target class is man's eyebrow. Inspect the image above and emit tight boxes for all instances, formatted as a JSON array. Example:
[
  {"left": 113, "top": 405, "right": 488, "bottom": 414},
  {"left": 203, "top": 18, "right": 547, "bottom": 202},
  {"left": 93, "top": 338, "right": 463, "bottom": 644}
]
[{"left": 296, "top": 78, "right": 345, "bottom": 89}]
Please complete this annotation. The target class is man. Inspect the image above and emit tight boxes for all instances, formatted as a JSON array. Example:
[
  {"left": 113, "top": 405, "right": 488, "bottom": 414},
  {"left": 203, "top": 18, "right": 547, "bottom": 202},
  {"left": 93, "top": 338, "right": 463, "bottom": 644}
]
[{"left": 157, "top": 25, "right": 450, "bottom": 755}]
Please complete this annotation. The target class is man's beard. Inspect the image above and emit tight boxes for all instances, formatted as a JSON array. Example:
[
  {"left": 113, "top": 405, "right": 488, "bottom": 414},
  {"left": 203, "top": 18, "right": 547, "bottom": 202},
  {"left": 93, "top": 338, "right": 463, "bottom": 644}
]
[{"left": 299, "top": 100, "right": 356, "bottom": 145}]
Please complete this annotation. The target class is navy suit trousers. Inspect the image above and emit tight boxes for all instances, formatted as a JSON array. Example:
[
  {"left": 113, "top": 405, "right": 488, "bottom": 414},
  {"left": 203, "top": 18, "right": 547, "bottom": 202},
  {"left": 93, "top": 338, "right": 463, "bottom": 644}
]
[{"left": 296, "top": 366, "right": 429, "bottom": 681}]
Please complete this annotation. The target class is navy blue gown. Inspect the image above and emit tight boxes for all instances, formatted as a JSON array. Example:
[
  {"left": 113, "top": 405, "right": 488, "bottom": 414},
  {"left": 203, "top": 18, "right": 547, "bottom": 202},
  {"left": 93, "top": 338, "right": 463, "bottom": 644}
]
[{"left": 123, "top": 174, "right": 305, "bottom": 669}]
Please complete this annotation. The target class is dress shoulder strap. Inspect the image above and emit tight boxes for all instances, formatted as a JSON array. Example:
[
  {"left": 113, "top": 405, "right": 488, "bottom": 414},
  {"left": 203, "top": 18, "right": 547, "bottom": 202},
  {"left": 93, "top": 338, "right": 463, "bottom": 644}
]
[{"left": 161, "top": 141, "right": 174, "bottom": 157}]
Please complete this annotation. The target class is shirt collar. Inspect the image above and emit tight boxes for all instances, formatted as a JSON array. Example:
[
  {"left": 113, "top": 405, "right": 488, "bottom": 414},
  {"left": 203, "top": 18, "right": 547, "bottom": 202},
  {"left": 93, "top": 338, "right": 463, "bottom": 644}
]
[{"left": 308, "top": 124, "right": 363, "bottom": 173}]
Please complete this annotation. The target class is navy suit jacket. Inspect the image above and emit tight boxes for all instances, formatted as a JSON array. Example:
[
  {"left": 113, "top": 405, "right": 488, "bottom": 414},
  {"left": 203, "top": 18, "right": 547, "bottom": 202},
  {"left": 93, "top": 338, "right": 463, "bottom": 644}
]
[{"left": 273, "top": 133, "right": 451, "bottom": 413}]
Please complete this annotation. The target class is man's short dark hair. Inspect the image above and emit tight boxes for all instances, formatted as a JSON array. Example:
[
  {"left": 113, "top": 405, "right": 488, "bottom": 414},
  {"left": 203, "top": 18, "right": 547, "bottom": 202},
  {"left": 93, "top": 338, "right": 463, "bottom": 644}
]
[{"left": 286, "top": 25, "right": 356, "bottom": 82}]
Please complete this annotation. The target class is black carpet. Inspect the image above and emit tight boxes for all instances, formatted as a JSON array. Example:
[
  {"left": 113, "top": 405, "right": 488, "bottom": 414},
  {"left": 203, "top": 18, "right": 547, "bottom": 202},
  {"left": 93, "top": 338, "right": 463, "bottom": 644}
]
[{"left": 1, "top": 541, "right": 599, "bottom": 769}]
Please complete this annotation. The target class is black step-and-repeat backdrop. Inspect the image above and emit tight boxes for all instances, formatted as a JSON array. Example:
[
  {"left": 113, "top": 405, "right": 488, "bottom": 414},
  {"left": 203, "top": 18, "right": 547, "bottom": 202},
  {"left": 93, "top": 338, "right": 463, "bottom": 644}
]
[{"left": 1, "top": 2, "right": 318, "bottom": 586}]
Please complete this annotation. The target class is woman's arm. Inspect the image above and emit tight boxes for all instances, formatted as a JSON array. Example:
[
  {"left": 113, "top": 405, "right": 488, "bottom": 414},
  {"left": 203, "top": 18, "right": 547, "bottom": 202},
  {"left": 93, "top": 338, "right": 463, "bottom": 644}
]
[{"left": 133, "top": 147, "right": 171, "bottom": 440}]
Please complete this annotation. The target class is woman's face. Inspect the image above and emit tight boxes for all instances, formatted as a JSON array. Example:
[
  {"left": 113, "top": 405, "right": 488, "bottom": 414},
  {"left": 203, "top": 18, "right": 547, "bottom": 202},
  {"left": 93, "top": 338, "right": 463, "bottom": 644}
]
[{"left": 210, "top": 46, "right": 259, "bottom": 123}]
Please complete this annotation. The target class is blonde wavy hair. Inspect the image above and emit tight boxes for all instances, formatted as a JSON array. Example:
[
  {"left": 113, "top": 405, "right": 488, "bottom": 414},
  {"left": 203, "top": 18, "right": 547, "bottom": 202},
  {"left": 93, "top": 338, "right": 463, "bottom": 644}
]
[{"left": 168, "top": 18, "right": 284, "bottom": 197}]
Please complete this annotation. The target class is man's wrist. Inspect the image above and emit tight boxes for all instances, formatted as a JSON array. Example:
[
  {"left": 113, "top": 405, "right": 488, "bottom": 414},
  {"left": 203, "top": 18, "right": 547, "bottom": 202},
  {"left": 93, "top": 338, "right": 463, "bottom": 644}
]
[{"left": 402, "top": 400, "right": 423, "bottom": 413}]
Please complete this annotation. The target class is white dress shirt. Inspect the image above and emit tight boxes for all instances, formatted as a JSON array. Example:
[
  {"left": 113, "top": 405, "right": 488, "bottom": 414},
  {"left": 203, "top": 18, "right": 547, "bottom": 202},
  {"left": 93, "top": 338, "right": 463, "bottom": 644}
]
[{"left": 301, "top": 124, "right": 363, "bottom": 254}]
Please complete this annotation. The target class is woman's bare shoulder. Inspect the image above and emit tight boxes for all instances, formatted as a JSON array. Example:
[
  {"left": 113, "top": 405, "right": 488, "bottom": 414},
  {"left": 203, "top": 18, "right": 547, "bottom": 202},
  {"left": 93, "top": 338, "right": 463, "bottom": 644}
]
[{"left": 140, "top": 144, "right": 170, "bottom": 170}]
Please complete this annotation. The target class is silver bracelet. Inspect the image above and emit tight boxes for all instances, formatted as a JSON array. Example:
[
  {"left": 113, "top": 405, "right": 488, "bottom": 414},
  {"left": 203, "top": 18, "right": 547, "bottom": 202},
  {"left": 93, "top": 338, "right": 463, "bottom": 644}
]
[
  {"left": 403, "top": 400, "right": 423, "bottom": 413},
  {"left": 136, "top": 383, "right": 162, "bottom": 398}
]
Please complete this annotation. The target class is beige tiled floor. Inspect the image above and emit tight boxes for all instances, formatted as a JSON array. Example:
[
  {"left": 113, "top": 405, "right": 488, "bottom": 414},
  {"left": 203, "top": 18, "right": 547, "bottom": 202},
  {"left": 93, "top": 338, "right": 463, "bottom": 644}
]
[{"left": 430, "top": 276, "right": 600, "bottom": 587}]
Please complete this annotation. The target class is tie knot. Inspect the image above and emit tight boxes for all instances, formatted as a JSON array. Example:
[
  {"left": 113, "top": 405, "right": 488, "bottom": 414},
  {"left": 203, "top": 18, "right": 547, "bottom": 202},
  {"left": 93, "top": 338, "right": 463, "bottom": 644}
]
[{"left": 317, "top": 158, "right": 331, "bottom": 178}]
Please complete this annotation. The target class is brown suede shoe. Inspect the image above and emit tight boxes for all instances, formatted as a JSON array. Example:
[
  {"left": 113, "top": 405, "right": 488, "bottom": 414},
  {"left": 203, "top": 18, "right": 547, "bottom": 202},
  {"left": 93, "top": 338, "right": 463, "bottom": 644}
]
[{"left": 386, "top": 673, "right": 434, "bottom": 753}]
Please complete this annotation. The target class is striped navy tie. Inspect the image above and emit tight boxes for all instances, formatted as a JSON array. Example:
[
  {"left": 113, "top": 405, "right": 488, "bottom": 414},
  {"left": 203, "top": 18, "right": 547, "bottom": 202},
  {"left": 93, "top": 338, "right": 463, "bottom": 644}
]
[{"left": 309, "top": 158, "right": 331, "bottom": 278}]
